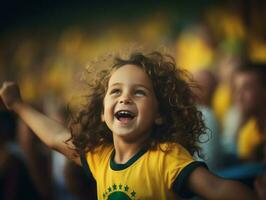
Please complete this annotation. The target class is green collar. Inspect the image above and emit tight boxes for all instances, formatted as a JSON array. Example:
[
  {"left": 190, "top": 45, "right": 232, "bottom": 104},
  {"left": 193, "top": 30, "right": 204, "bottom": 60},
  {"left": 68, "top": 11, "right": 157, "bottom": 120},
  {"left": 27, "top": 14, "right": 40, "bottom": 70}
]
[{"left": 110, "top": 147, "right": 148, "bottom": 171}]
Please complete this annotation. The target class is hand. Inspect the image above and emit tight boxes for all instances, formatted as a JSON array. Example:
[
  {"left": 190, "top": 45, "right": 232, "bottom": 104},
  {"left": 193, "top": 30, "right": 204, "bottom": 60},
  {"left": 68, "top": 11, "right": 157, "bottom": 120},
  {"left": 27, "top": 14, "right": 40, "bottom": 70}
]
[{"left": 0, "top": 81, "right": 23, "bottom": 110}]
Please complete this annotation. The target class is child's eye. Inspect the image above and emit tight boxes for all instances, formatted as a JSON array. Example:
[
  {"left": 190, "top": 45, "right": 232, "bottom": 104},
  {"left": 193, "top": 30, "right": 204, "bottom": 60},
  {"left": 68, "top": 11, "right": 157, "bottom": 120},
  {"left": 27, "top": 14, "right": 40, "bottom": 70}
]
[
  {"left": 110, "top": 89, "right": 121, "bottom": 95},
  {"left": 134, "top": 89, "right": 146, "bottom": 96}
]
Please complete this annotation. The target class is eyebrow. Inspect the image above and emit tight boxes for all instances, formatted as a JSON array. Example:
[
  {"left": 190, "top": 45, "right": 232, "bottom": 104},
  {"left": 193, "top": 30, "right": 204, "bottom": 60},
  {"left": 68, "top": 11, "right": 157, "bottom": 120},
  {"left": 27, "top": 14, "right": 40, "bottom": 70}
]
[{"left": 109, "top": 83, "right": 152, "bottom": 92}]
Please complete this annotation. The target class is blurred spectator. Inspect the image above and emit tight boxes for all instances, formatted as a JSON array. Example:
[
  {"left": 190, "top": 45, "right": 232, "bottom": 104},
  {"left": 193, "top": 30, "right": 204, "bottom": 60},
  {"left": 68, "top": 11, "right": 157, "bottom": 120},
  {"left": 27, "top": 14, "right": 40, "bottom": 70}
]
[
  {"left": 175, "top": 24, "right": 215, "bottom": 72},
  {"left": 52, "top": 151, "right": 75, "bottom": 200},
  {"left": 0, "top": 107, "right": 40, "bottom": 199},
  {"left": 17, "top": 95, "right": 96, "bottom": 200},
  {"left": 212, "top": 53, "right": 241, "bottom": 126},
  {"left": 234, "top": 62, "right": 266, "bottom": 161},
  {"left": 18, "top": 121, "right": 52, "bottom": 199},
  {"left": 216, "top": 62, "right": 266, "bottom": 186},
  {"left": 220, "top": 106, "right": 242, "bottom": 164},
  {"left": 212, "top": 53, "right": 245, "bottom": 166},
  {"left": 192, "top": 69, "right": 222, "bottom": 171},
  {"left": 17, "top": 103, "right": 52, "bottom": 199},
  {"left": 42, "top": 97, "right": 77, "bottom": 200},
  {"left": 64, "top": 161, "right": 97, "bottom": 200}
]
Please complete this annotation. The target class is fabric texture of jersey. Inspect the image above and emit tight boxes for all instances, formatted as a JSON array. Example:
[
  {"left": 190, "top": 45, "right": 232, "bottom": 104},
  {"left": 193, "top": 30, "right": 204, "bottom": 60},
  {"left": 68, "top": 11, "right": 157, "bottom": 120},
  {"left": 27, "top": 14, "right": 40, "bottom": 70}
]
[{"left": 81, "top": 143, "right": 206, "bottom": 200}]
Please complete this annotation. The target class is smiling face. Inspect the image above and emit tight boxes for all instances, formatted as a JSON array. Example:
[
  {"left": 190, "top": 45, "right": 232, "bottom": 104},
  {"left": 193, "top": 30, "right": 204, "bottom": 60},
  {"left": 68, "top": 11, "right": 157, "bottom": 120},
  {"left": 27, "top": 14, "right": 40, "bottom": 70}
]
[{"left": 102, "top": 64, "right": 160, "bottom": 143}]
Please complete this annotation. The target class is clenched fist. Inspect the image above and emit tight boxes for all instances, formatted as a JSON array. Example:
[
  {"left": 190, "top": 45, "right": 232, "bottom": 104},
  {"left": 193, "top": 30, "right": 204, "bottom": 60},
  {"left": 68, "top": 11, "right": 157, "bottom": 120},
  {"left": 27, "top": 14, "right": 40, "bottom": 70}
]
[{"left": 0, "top": 81, "right": 22, "bottom": 110}]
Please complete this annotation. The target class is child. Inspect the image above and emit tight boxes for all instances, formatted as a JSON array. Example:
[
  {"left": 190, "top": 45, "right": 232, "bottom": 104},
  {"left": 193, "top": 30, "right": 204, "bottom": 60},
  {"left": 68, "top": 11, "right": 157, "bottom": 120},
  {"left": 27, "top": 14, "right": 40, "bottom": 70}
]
[{"left": 0, "top": 51, "right": 257, "bottom": 199}]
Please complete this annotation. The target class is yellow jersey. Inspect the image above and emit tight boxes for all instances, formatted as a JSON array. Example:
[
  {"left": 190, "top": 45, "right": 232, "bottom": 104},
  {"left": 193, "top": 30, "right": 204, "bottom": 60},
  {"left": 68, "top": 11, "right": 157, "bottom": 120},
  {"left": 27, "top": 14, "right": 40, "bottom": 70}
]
[{"left": 81, "top": 143, "right": 207, "bottom": 200}]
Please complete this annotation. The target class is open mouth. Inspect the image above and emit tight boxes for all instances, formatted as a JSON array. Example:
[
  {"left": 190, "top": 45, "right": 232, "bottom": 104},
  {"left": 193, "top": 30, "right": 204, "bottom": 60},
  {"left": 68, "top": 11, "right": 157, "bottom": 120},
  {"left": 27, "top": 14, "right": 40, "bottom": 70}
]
[{"left": 114, "top": 110, "right": 136, "bottom": 122}]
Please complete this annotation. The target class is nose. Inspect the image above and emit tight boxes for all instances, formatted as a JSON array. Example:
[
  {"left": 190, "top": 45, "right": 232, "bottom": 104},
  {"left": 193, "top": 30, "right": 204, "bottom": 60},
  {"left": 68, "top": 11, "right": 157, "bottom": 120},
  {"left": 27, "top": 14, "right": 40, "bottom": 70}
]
[
  {"left": 119, "top": 99, "right": 132, "bottom": 104},
  {"left": 119, "top": 93, "right": 132, "bottom": 104}
]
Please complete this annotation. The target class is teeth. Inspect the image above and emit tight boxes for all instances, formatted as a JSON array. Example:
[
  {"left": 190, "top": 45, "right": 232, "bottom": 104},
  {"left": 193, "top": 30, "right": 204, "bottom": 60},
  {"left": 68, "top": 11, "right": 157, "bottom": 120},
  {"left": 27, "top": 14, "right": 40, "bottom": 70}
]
[
  {"left": 119, "top": 111, "right": 132, "bottom": 115},
  {"left": 115, "top": 110, "right": 135, "bottom": 119}
]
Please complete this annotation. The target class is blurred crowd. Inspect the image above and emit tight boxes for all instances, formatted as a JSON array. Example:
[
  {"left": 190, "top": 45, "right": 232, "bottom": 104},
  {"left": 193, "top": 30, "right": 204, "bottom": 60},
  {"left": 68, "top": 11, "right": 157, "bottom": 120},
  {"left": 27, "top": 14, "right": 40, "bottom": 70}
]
[
  {"left": 0, "top": 0, "right": 266, "bottom": 199},
  {"left": 0, "top": 100, "right": 98, "bottom": 200}
]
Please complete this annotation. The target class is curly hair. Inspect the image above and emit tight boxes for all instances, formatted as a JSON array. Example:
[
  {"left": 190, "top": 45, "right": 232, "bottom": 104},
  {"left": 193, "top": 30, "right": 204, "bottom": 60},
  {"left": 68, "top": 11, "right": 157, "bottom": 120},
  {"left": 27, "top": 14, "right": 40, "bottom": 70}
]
[{"left": 68, "top": 51, "right": 206, "bottom": 157}]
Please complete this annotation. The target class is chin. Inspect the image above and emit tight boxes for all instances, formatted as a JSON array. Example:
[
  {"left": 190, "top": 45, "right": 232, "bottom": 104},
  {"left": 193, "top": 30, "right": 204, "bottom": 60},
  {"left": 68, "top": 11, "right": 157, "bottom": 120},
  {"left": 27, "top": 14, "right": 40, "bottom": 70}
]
[
  {"left": 113, "top": 130, "right": 138, "bottom": 140},
  {"left": 115, "top": 130, "right": 134, "bottom": 137}
]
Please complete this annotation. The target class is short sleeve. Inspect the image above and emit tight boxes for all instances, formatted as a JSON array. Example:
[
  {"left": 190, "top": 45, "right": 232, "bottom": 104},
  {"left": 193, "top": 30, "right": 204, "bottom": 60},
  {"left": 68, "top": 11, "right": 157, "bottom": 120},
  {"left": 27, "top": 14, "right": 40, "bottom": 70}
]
[
  {"left": 172, "top": 161, "right": 208, "bottom": 198},
  {"left": 160, "top": 143, "right": 208, "bottom": 198},
  {"left": 80, "top": 145, "right": 113, "bottom": 180},
  {"left": 80, "top": 154, "right": 93, "bottom": 179}
]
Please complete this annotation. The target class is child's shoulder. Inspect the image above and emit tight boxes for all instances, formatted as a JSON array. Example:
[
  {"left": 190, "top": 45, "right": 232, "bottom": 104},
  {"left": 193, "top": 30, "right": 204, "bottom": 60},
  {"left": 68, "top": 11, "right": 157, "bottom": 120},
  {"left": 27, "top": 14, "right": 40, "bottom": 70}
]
[{"left": 149, "top": 143, "right": 197, "bottom": 181}]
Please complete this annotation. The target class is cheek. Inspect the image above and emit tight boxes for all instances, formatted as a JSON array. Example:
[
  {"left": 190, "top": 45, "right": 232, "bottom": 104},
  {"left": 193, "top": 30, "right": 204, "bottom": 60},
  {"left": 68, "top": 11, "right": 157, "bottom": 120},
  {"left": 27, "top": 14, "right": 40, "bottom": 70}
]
[
  {"left": 139, "top": 100, "right": 158, "bottom": 119},
  {"left": 102, "top": 97, "right": 115, "bottom": 118}
]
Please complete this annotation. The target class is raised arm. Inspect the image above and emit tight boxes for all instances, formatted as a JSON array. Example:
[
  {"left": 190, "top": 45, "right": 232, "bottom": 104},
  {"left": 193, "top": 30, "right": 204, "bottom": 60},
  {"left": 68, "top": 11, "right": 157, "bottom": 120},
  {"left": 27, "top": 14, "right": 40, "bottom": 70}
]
[
  {"left": 188, "top": 167, "right": 258, "bottom": 200},
  {"left": 0, "top": 81, "right": 81, "bottom": 165}
]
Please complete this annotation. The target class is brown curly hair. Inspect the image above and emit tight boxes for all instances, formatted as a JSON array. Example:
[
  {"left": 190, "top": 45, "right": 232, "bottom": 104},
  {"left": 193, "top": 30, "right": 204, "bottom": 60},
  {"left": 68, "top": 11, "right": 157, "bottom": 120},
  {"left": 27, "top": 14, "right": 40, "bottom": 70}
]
[{"left": 68, "top": 51, "right": 206, "bottom": 157}]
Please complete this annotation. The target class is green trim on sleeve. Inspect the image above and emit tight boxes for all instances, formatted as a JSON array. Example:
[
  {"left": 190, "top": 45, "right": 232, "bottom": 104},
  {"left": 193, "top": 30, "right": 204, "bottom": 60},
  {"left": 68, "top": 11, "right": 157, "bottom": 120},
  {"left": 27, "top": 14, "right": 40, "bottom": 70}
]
[{"left": 172, "top": 161, "right": 208, "bottom": 198}]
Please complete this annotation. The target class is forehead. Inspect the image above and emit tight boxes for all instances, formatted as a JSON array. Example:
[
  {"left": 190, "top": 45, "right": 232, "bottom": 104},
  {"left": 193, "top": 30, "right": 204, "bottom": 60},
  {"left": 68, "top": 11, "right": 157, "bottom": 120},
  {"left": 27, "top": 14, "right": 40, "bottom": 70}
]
[{"left": 108, "top": 64, "right": 153, "bottom": 88}]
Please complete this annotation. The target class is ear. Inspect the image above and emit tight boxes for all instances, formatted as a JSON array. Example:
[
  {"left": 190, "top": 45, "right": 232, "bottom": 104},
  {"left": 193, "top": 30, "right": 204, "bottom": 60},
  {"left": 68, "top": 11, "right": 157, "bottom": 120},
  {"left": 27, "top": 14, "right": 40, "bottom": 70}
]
[{"left": 154, "top": 115, "right": 163, "bottom": 125}]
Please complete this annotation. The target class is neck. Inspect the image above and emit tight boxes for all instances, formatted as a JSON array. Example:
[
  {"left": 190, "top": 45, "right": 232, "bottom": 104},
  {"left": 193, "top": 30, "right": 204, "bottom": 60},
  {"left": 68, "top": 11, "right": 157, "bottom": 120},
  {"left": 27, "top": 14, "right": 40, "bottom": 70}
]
[{"left": 112, "top": 135, "right": 148, "bottom": 164}]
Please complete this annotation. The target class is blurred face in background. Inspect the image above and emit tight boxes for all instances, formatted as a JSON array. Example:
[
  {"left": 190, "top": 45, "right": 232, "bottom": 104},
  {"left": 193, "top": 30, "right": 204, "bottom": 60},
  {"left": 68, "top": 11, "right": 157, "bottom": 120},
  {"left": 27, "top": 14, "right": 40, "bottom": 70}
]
[
  {"left": 192, "top": 70, "right": 217, "bottom": 107},
  {"left": 234, "top": 71, "right": 265, "bottom": 116}
]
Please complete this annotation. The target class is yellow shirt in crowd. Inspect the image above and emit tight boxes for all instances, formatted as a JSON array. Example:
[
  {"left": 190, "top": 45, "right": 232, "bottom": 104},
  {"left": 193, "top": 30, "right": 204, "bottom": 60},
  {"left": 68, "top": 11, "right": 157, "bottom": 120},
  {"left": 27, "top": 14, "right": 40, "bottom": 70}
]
[
  {"left": 238, "top": 118, "right": 265, "bottom": 159},
  {"left": 212, "top": 84, "right": 231, "bottom": 125}
]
